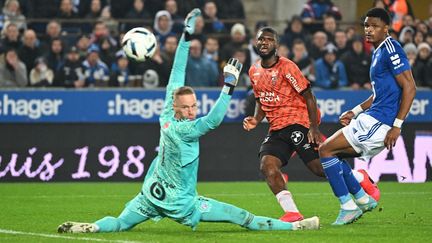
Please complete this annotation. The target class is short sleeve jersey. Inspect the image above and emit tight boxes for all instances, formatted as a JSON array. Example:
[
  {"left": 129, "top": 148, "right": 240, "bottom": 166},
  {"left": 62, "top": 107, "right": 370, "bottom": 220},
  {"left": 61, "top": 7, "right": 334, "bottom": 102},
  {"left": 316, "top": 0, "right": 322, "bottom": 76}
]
[
  {"left": 249, "top": 56, "right": 320, "bottom": 131},
  {"left": 366, "top": 37, "right": 410, "bottom": 126}
]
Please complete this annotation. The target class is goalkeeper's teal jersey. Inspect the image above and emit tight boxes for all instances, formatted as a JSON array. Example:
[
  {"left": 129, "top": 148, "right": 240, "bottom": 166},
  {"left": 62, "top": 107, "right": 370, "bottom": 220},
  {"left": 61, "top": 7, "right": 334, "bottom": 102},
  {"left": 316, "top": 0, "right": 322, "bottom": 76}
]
[{"left": 141, "top": 36, "right": 231, "bottom": 219}]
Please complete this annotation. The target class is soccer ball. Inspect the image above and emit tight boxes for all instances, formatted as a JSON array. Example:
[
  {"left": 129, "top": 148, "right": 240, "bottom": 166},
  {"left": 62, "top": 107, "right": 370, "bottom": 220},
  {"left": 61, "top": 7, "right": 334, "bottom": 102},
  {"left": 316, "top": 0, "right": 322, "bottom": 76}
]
[{"left": 121, "top": 27, "right": 157, "bottom": 62}]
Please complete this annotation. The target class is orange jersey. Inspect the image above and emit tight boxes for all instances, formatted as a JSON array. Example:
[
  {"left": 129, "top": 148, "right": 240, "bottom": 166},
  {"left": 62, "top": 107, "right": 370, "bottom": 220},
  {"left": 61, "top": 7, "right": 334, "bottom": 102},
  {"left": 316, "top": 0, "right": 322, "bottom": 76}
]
[{"left": 249, "top": 57, "right": 320, "bottom": 131}]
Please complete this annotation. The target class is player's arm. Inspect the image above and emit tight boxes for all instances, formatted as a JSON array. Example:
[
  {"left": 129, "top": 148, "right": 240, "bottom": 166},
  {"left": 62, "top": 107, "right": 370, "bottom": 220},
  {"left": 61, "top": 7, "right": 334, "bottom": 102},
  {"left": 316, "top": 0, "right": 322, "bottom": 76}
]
[
  {"left": 160, "top": 9, "right": 200, "bottom": 123},
  {"left": 243, "top": 100, "right": 265, "bottom": 131},
  {"left": 384, "top": 69, "right": 416, "bottom": 149},
  {"left": 302, "top": 87, "right": 322, "bottom": 144},
  {"left": 184, "top": 58, "right": 243, "bottom": 139},
  {"left": 339, "top": 95, "right": 374, "bottom": 126}
]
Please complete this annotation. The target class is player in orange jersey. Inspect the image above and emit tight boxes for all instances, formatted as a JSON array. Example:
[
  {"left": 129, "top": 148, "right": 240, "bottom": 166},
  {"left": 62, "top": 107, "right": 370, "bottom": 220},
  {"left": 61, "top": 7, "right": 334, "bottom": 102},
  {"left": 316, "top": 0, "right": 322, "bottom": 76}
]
[{"left": 243, "top": 27, "right": 378, "bottom": 223}]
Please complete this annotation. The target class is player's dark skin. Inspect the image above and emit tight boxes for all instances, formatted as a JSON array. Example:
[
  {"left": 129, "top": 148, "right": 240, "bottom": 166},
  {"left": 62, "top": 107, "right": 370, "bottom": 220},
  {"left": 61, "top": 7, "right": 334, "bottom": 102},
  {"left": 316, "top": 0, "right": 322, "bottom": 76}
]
[
  {"left": 244, "top": 30, "right": 325, "bottom": 195},
  {"left": 319, "top": 16, "right": 416, "bottom": 158}
]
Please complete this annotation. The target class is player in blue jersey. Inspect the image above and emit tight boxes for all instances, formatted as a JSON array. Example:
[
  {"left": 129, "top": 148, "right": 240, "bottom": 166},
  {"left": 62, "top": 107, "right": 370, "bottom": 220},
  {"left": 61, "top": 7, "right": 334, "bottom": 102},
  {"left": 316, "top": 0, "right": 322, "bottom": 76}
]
[
  {"left": 318, "top": 7, "right": 416, "bottom": 225},
  {"left": 57, "top": 9, "right": 319, "bottom": 233}
]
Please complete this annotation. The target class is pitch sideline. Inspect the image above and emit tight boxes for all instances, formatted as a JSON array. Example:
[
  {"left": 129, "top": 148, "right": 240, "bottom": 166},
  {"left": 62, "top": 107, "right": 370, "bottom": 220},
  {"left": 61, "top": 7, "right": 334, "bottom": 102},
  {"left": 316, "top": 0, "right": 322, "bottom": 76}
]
[{"left": 0, "top": 228, "right": 148, "bottom": 243}]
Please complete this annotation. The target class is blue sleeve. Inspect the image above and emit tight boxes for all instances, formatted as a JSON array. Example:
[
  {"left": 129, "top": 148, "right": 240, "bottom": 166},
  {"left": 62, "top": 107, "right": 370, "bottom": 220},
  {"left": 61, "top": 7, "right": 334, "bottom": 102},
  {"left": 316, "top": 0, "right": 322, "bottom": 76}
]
[
  {"left": 386, "top": 41, "right": 411, "bottom": 77},
  {"left": 159, "top": 35, "right": 190, "bottom": 125},
  {"left": 182, "top": 91, "right": 231, "bottom": 140}
]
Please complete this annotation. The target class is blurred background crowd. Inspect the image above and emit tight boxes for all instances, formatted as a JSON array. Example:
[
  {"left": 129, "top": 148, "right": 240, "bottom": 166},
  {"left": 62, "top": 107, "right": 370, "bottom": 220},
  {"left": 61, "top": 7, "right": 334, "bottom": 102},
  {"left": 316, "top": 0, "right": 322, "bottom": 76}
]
[{"left": 0, "top": 0, "right": 431, "bottom": 89}]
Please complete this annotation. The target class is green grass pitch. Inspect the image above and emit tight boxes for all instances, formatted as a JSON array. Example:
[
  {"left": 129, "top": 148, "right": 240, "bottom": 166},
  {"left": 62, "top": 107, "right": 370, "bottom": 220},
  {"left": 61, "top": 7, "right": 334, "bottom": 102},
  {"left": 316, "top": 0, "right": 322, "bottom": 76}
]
[{"left": 0, "top": 182, "right": 431, "bottom": 242}]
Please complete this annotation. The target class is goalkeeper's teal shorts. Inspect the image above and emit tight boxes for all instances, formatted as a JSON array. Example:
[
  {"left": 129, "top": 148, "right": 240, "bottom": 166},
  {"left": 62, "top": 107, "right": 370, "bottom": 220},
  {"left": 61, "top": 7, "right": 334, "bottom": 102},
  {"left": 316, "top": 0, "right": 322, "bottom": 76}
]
[{"left": 124, "top": 192, "right": 213, "bottom": 229}]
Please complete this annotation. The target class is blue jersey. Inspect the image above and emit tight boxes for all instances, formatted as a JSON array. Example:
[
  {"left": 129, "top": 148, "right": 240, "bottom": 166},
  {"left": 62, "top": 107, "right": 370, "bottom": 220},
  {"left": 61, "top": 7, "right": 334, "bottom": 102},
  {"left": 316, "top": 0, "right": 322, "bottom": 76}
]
[
  {"left": 141, "top": 36, "right": 231, "bottom": 219},
  {"left": 365, "top": 37, "right": 411, "bottom": 126}
]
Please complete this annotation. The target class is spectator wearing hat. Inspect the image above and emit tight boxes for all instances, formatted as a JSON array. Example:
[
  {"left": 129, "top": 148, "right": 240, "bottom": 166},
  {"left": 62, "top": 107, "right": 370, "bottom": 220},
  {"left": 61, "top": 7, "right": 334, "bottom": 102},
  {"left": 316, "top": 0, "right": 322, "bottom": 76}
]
[
  {"left": 399, "top": 26, "right": 415, "bottom": 45},
  {"left": 29, "top": 57, "right": 54, "bottom": 87},
  {"left": 340, "top": 35, "right": 371, "bottom": 90},
  {"left": 54, "top": 46, "right": 85, "bottom": 88},
  {"left": 403, "top": 42, "right": 417, "bottom": 66},
  {"left": 0, "top": 48, "right": 27, "bottom": 87},
  {"left": 82, "top": 44, "right": 109, "bottom": 87},
  {"left": 413, "top": 42, "right": 432, "bottom": 88},
  {"left": 109, "top": 50, "right": 131, "bottom": 87},
  {"left": 314, "top": 43, "right": 348, "bottom": 89},
  {"left": 153, "top": 10, "right": 175, "bottom": 49},
  {"left": 220, "top": 23, "right": 249, "bottom": 67}
]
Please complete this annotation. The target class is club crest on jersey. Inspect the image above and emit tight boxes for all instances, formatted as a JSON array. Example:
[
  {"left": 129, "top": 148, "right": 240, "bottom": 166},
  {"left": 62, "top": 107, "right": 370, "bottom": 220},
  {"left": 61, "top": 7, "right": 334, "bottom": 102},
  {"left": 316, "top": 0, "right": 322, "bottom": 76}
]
[{"left": 291, "top": 131, "right": 304, "bottom": 145}]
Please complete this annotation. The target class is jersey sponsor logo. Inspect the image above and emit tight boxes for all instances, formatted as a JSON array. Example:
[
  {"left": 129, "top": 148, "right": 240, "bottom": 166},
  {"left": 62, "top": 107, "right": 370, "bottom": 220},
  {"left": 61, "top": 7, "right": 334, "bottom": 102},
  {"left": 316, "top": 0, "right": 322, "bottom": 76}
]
[
  {"left": 291, "top": 131, "right": 304, "bottom": 145},
  {"left": 285, "top": 73, "right": 302, "bottom": 92},
  {"left": 303, "top": 143, "right": 311, "bottom": 150},
  {"left": 390, "top": 54, "right": 400, "bottom": 65},
  {"left": 259, "top": 91, "right": 280, "bottom": 103},
  {"left": 150, "top": 182, "right": 166, "bottom": 200}
]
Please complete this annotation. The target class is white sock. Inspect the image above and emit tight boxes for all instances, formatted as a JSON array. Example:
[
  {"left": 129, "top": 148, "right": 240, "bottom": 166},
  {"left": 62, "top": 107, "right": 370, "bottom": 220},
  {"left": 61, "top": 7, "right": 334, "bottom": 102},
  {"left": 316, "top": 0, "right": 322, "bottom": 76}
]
[
  {"left": 341, "top": 199, "right": 359, "bottom": 210},
  {"left": 352, "top": 170, "right": 364, "bottom": 182},
  {"left": 276, "top": 190, "right": 299, "bottom": 212}
]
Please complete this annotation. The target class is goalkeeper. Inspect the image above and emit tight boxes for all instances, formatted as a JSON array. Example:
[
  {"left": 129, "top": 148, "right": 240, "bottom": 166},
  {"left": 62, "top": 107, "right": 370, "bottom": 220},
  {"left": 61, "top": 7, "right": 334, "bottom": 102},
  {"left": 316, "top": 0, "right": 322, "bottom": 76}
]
[{"left": 58, "top": 9, "right": 319, "bottom": 233}]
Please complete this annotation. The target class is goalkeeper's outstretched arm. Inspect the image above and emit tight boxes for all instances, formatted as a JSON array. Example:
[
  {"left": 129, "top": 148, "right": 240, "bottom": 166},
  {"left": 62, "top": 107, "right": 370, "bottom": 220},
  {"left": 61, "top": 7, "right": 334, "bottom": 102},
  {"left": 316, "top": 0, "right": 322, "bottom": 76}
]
[{"left": 185, "top": 58, "right": 243, "bottom": 139}]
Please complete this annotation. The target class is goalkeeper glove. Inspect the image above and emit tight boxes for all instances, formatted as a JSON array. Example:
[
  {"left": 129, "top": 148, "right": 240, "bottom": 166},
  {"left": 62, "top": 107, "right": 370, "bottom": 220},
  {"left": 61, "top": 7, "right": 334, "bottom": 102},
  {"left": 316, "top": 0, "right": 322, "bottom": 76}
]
[{"left": 223, "top": 57, "right": 243, "bottom": 85}]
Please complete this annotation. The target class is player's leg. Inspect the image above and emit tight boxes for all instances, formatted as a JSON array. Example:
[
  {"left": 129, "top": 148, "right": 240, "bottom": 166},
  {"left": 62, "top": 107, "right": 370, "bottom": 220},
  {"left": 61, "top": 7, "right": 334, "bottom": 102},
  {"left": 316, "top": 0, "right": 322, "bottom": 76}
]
[
  {"left": 260, "top": 155, "right": 302, "bottom": 222},
  {"left": 58, "top": 207, "right": 149, "bottom": 233},
  {"left": 95, "top": 207, "right": 149, "bottom": 232},
  {"left": 58, "top": 193, "right": 151, "bottom": 234},
  {"left": 319, "top": 129, "right": 375, "bottom": 225},
  {"left": 259, "top": 132, "right": 302, "bottom": 222},
  {"left": 198, "top": 197, "right": 319, "bottom": 231}
]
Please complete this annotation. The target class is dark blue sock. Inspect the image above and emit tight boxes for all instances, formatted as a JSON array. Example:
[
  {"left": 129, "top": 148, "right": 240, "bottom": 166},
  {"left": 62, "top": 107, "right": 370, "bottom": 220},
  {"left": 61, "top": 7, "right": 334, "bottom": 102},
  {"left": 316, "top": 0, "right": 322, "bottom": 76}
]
[
  {"left": 340, "top": 160, "right": 361, "bottom": 195},
  {"left": 320, "top": 157, "right": 349, "bottom": 198}
]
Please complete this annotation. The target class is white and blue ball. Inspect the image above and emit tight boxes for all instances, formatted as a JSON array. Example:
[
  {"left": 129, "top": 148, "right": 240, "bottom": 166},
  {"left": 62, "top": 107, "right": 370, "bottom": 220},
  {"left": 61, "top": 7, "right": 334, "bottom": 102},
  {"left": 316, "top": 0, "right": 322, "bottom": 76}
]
[{"left": 121, "top": 27, "right": 157, "bottom": 62}]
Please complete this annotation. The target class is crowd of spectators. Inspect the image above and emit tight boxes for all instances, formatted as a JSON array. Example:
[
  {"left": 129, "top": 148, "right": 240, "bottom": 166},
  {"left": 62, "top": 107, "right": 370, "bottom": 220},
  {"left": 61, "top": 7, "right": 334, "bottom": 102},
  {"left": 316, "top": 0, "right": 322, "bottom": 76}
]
[{"left": 0, "top": 0, "right": 431, "bottom": 89}]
